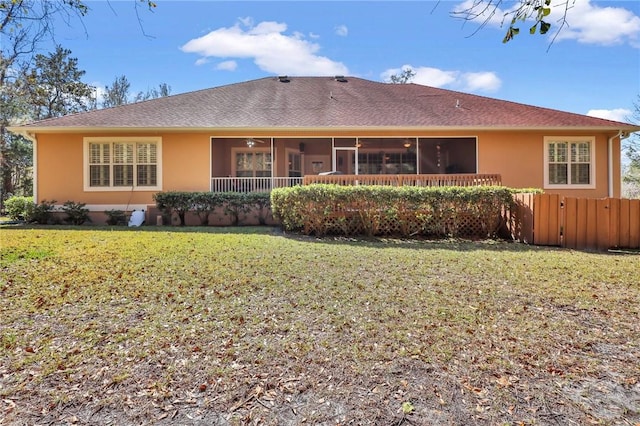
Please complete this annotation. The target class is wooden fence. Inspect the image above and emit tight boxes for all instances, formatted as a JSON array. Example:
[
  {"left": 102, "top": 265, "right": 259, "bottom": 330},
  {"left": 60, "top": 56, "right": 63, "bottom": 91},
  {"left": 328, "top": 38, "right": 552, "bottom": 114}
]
[{"left": 507, "top": 194, "right": 640, "bottom": 251}]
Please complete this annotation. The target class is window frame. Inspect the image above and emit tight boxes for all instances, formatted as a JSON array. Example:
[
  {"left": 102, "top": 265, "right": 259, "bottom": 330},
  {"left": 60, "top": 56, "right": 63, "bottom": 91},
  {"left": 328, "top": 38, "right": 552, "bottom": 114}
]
[
  {"left": 543, "top": 136, "right": 595, "bottom": 190},
  {"left": 231, "top": 148, "right": 272, "bottom": 178},
  {"left": 286, "top": 148, "right": 302, "bottom": 177},
  {"left": 83, "top": 136, "right": 162, "bottom": 192}
]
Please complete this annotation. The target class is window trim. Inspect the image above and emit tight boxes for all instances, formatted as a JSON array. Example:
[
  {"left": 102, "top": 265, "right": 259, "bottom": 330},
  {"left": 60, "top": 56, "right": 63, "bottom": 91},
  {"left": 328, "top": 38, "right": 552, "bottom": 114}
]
[
  {"left": 83, "top": 136, "right": 162, "bottom": 192},
  {"left": 543, "top": 136, "right": 595, "bottom": 190}
]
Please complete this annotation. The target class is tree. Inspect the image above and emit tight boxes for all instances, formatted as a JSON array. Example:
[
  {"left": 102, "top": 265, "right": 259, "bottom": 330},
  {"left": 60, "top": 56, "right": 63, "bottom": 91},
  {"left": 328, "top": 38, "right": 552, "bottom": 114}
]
[
  {"left": 0, "top": 46, "right": 93, "bottom": 204},
  {"left": 622, "top": 95, "right": 640, "bottom": 198},
  {"left": 103, "top": 76, "right": 171, "bottom": 107},
  {"left": 102, "top": 75, "right": 132, "bottom": 108},
  {"left": 451, "top": 0, "right": 573, "bottom": 44},
  {"left": 134, "top": 82, "right": 172, "bottom": 102},
  {"left": 389, "top": 68, "right": 416, "bottom": 84},
  {"left": 0, "top": 132, "right": 32, "bottom": 197},
  {"left": 24, "top": 46, "right": 94, "bottom": 120}
]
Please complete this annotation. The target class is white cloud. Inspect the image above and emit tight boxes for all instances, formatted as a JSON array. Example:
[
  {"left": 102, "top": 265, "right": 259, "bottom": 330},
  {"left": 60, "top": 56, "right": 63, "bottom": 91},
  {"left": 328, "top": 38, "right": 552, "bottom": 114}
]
[
  {"left": 461, "top": 71, "right": 502, "bottom": 92},
  {"left": 413, "top": 67, "right": 458, "bottom": 87},
  {"left": 553, "top": 0, "right": 640, "bottom": 47},
  {"left": 195, "top": 58, "right": 210, "bottom": 66},
  {"left": 381, "top": 65, "right": 501, "bottom": 93},
  {"left": 335, "top": 24, "right": 348, "bottom": 37},
  {"left": 453, "top": 0, "right": 640, "bottom": 47},
  {"left": 587, "top": 108, "right": 632, "bottom": 122},
  {"left": 181, "top": 20, "right": 349, "bottom": 76},
  {"left": 216, "top": 60, "right": 238, "bottom": 71}
]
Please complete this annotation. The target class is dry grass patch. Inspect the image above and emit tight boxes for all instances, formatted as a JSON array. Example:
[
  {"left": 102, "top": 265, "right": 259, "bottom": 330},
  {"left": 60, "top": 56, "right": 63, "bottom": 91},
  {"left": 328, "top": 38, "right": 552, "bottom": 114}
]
[{"left": 1, "top": 227, "right": 639, "bottom": 425}]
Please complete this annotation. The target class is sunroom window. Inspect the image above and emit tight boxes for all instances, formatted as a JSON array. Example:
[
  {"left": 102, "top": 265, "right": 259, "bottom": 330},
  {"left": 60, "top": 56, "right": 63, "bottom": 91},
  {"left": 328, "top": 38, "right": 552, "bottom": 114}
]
[
  {"left": 235, "top": 151, "right": 271, "bottom": 177},
  {"left": 84, "top": 137, "right": 161, "bottom": 191},
  {"left": 544, "top": 137, "right": 594, "bottom": 188}
]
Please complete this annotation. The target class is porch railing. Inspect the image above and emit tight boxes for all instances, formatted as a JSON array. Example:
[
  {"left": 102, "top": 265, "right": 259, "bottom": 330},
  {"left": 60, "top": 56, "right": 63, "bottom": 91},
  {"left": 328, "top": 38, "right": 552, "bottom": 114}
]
[
  {"left": 210, "top": 177, "right": 303, "bottom": 192},
  {"left": 211, "top": 174, "right": 501, "bottom": 192},
  {"left": 302, "top": 174, "right": 502, "bottom": 187}
]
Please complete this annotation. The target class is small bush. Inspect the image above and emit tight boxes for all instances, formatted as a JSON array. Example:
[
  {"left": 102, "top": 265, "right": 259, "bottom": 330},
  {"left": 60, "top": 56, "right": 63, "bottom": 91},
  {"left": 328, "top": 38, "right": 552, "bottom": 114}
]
[
  {"left": 62, "top": 201, "right": 90, "bottom": 225},
  {"left": 4, "top": 196, "right": 33, "bottom": 221},
  {"left": 30, "top": 200, "right": 57, "bottom": 224},
  {"left": 105, "top": 209, "right": 127, "bottom": 226}
]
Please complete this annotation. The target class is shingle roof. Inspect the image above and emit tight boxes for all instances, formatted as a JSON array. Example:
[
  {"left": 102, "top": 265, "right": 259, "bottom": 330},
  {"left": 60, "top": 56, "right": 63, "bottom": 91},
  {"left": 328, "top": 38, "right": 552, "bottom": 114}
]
[{"left": 14, "top": 76, "right": 639, "bottom": 131}]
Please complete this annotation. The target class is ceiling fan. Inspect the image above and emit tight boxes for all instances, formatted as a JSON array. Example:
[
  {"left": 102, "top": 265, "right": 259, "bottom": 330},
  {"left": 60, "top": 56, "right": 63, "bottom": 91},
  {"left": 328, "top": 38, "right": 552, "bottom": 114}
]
[{"left": 245, "top": 138, "right": 267, "bottom": 148}]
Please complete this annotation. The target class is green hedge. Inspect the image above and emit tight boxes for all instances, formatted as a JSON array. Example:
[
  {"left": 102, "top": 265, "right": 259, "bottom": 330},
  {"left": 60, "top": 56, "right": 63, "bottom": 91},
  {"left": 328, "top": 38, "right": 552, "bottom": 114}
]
[
  {"left": 153, "top": 191, "right": 271, "bottom": 226},
  {"left": 271, "top": 184, "right": 518, "bottom": 237},
  {"left": 4, "top": 196, "right": 34, "bottom": 221}
]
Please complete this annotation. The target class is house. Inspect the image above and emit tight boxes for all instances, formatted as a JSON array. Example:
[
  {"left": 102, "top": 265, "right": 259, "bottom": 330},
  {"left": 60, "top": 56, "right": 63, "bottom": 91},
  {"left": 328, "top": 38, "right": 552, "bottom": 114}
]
[{"left": 8, "top": 76, "right": 640, "bottom": 223}]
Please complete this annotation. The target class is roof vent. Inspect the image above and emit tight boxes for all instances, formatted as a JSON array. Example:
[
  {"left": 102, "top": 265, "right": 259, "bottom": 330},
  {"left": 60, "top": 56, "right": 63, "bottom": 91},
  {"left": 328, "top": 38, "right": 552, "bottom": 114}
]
[
  {"left": 334, "top": 76, "right": 347, "bottom": 82},
  {"left": 277, "top": 75, "right": 290, "bottom": 83}
]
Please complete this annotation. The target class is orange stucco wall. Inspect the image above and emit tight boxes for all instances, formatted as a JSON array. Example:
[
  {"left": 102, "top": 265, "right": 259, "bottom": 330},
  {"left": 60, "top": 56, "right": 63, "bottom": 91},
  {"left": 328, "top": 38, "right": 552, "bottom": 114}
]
[
  {"left": 478, "top": 131, "right": 616, "bottom": 198},
  {"left": 35, "top": 133, "right": 211, "bottom": 207},
  {"left": 33, "top": 129, "right": 622, "bottom": 212}
]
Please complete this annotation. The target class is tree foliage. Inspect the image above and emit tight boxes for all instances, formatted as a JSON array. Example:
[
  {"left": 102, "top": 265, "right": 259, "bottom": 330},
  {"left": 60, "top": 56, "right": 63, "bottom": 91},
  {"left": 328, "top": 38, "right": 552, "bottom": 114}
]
[
  {"left": 134, "top": 82, "right": 172, "bottom": 102},
  {"left": 452, "top": 0, "right": 574, "bottom": 45},
  {"left": 102, "top": 76, "right": 171, "bottom": 108},
  {"left": 389, "top": 68, "right": 416, "bottom": 84},
  {"left": 102, "top": 75, "right": 132, "bottom": 108},
  {"left": 622, "top": 95, "right": 640, "bottom": 198},
  {"left": 24, "top": 46, "right": 94, "bottom": 120}
]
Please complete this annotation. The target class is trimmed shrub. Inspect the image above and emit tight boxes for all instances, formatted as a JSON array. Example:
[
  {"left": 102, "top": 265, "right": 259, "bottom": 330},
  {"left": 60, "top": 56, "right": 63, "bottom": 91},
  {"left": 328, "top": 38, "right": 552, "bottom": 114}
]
[
  {"left": 30, "top": 200, "right": 57, "bottom": 224},
  {"left": 105, "top": 209, "right": 127, "bottom": 226},
  {"left": 153, "top": 191, "right": 271, "bottom": 226},
  {"left": 153, "top": 192, "right": 193, "bottom": 226},
  {"left": 271, "top": 184, "right": 515, "bottom": 238},
  {"left": 4, "top": 196, "right": 33, "bottom": 221},
  {"left": 191, "top": 192, "right": 224, "bottom": 225},
  {"left": 62, "top": 201, "right": 90, "bottom": 225}
]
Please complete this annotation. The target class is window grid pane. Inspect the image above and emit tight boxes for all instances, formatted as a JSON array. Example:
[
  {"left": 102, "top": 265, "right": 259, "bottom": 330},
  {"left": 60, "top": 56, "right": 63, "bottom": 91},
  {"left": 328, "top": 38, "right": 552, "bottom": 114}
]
[
  {"left": 571, "top": 164, "right": 590, "bottom": 185},
  {"left": 113, "top": 143, "right": 133, "bottom": 164},
  {"left": 89, "top": 165, "right": 110, "bottom": 187},
  {"left": 549, "top": 164, "right": 568, "bottom": 184},
  {"left": 547, "top": 140, "right": 590, "bottom": 186},
  {"left": 137, "top": 165, "right": 157, "bottom": 186},
  {"left": 114, "top": 165, "right": 134, "bottom": 186},
  {"left": 88, "top": 141, "right": 158, "bottom": 188}
]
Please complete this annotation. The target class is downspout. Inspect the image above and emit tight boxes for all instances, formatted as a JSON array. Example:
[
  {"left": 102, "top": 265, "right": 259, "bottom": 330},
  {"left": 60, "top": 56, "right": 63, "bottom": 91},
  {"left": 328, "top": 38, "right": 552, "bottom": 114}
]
[{"left": 608, "top": 130, "right": 623, "bottom": 198}]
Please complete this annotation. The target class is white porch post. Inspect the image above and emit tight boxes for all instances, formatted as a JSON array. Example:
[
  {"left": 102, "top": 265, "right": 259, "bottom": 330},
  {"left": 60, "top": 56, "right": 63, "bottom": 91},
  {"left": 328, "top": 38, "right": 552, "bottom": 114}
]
[
  {"left": 270, "top": 137, "right": 274, "bottom": 189},
  {"left": 415, "top": 137, "right": 420, "bottom": 174}
]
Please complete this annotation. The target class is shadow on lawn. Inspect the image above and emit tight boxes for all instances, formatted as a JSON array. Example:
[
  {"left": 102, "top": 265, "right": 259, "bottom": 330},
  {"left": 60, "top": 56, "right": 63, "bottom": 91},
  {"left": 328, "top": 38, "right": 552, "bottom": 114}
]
[{"left": 0, "top": 222, "right": 582, "bottom": 254}]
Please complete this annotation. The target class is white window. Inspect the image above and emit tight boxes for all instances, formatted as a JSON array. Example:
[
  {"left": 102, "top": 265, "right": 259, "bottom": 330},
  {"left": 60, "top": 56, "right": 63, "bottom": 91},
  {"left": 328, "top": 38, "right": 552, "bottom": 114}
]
[
  {"left": 84, "top": 137, "right": 162, "bottom": 191},
  {"left": 234, "top": 150, "right": 272, "bottom": 177},
  {"left": 544, "top": 137, "right": 595, "bottom": 189}
]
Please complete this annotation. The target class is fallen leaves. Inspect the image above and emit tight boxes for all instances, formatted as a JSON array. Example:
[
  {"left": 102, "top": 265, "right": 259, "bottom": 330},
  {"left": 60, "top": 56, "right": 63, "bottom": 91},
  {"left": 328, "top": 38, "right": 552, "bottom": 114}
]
[{"left": 1, "top": 229, "right": 639, "bottom": 425}]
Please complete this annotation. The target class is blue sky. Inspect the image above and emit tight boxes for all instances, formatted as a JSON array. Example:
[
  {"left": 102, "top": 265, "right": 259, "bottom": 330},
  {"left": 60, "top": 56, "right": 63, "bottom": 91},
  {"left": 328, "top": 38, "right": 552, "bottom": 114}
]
[{"left": 46, "top": 0, "right": 640, "bottom": 123}]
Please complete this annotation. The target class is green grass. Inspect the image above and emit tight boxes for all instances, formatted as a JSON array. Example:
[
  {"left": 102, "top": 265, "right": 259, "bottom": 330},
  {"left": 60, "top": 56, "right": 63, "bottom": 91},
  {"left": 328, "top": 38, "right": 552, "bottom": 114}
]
[{"left": 1, "top": 227, "right": 639, "bottom": 425}]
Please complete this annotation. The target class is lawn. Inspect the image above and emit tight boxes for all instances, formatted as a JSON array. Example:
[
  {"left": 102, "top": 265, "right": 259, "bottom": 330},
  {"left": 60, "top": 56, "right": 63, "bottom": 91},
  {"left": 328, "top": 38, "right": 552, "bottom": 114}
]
[{"left": 0, "top": 227, "right": 639, "bottom": 425}]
